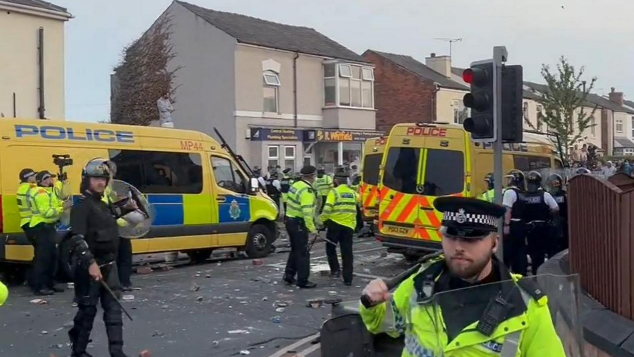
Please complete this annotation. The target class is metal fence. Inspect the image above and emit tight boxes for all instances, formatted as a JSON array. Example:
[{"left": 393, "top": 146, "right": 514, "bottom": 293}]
[{"left": 568, "top": 174, "right": 634, "bottom": 320}]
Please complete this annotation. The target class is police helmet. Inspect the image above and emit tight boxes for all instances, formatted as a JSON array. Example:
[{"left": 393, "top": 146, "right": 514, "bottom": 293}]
[
  {"left": 82, "top": 158, "right": 111, "bottom": 180},
  {"left": 526, "top": 171, "right": 542, "bottom": 185},
  {"left": 576, "top": 168, "right": 591, "bottom": 175},
  {"left": 317, "top": 167, "right": 326, "bottom": 174},
  {"left": 283, "top": 168, "right": 292, "bottom": 175},
  {"left": 549, "top": 173, "right": 563, "bottom": 184},
  {"left": 506, "top": 169, "right": 525, "bottom": 189},
  {"left": 484, "top": 173, "right": 494, "bottom": 183}
]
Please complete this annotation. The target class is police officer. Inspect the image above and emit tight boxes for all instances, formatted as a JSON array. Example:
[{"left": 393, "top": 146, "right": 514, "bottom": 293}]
[
  {"left": 314, "top": 167, "right": 333, "bottom": 213},
  {"left": 283, "top": 165, "right": 318, "bottom": 289},
  {"left": 360, "top": 197, "right": 566, "bottom": 357},
  {"left": 17, "top": 168, "right": 37, "bottom": 243},
  {"left": 253, "top": 166, "right": 267, "bottom": 192},
  {"left": 67, "top": 158, "right": 133, "bottom": 357},
  {"left": 524, "top": 171, "right": 559, "bottom": 275},
  {"left": 502, "top": 169, "right": 528, "bottom": 275},
  {"left": 29, "top": 170, "right": 71, "bottom": 295},
  {"left": 0, "top": 280, "right": 7, "bottom": 306},
  {"left": 478, "top": 173, "right": 495, "bottom": 202},
  {"left": 548, "top": 174, "right": 568, "bottom": 254},
  {"left": 319, "top": 168, "right": 358, "bottom": 286},
  {"left": 280, "top": 168, "right": 293, "bottom": 213},
  {"left": 266, "top": 171, "right": 282, "bottom": 209}
]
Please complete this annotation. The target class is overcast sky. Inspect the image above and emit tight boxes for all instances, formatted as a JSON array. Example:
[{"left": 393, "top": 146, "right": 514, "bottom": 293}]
[{"left": 54, "top": 0, "right": 634, "bottom": 122}]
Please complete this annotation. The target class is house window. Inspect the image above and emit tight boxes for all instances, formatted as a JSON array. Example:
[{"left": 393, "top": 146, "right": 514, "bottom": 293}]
[
  {"left": 324, "top": 63, "right": 374, "bottom": 109},
  {"left": 284, "top": 145, "right": 295, "bottom": 171},
  {"left": 616, "top": 119, "right": 623, "bottom": 133},
  {"left": 263, "top": 70, "right": 280, "bottom": 113},
  {"left": 268, "top": 145, "right": 279, "bottom": 168},
  {"left": 453, "top": 99, "right": 468, "bottom": 124}
]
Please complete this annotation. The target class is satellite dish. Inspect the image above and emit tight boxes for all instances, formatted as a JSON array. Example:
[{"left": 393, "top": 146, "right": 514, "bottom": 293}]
[{"left": 109, "top": 180, "right": 155, "bottom": 239}]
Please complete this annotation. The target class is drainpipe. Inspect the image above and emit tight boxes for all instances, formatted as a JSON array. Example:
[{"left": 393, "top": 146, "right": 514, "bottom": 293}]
[
  {"left": 431, "top": 84, "right": 440, "bottom": 122},
  {"left": 293, "top": 52, "right": 299, "bottom": 128},
  {"left": 38, "top": 27, "right": 45, "bottom": 119}
]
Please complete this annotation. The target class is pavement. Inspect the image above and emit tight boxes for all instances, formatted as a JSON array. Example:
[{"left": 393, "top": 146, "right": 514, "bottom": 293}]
[{"left": 0, "top": 233, "right": 413, "bottom": 357}]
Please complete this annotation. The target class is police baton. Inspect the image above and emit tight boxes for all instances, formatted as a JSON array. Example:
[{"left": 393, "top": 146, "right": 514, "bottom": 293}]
[
  {"left": 99, "top": 280, "right": 134, "bottom": 322},
  {"left": 359, "top": 251, "right": 442, "bottom": 309}
]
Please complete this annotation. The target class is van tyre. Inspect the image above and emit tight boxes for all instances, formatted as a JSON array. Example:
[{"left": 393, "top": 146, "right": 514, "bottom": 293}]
[
  {"left": 245, "top": 224, "right": 272, "bottom": 258},
  {"left": 186, "top": 249, "right": 212, "bottom": 264}
]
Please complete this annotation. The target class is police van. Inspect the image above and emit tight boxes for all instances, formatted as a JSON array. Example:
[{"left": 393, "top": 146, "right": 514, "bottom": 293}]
[
  {"left": 0, "top": 119, "right": 278, "bottom": 264},
  {"left": 376, "top": 122, "right": 561, "bottom": 257},
  {"left": 359, "top": 137, "right": 386, "bottom": 222}
]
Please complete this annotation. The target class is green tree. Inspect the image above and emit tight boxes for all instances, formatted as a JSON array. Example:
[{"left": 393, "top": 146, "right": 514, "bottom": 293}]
[{"left": 525, "top": 57, "right": 598, "bottom": 160}]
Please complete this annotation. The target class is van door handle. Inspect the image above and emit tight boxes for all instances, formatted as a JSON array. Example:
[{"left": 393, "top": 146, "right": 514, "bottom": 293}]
[{"left": 216, "top": 197, "right": 227, "bottom": 203}]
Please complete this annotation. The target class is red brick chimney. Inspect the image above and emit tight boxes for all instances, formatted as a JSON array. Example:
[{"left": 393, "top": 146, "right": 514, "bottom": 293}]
[{"left": 609, "top": 87, "right": 624, "bottom": 105}]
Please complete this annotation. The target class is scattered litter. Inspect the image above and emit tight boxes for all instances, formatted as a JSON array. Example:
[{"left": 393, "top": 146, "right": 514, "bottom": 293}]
[
  {"left": 196, "top": 296, "right": 204, "bottom": 302},
  {"left": 380, "top": 252, "right": 388, "bottom": 258},
  {"left": 63, "top": 321, "right": 74, "bottom": 328},
  {"left": 136, "top": 266, "right": 152, "bottom": 275},
  {"left": 212, "top": 340, "right": 219, "bottom": 347},
  {"left": 206, "top": 274, "right": 211, "bottom": 278},
  {"left": 306, "top": 299, "right": 323, "bottom": 308},
  {"left": 50, "top": 344, "right": 64, "bottom": 349},
  {"left": 217, "top": 262, "right": 222, "bottom": 266},
  {"left": 41, "top": 331, "right": 48, "bottom": 335},
  {"left": 262, "top": 297, "right": 268, "bottom": 301},
  {"left": 196, "top": 271, "right": 201, "bottom": 274},
  {"left": 252, "top": 259, "right": 263, "bottom": 266},
  {"left": 240, "top": 351, "right": 251, "bottom": 355},
  {"left": 131, "top": 287, "right": 142, "bottom": 291},
  {"left": 190, "top": 283, "right": 200, "bottom": 292},
  {"left": 30, "top": 298, "right": 48, "bottom": 305},
  {"left": 288, "top": 290, "right": 294, "bottom": 293},
  {"left": 228, "top": 330, "right": 250, "bottom": 335},
  {"left": 273, "top": 281, "right": 278, "bottom": 285},
  {"left": 234, "top": 289, "right": 241, "bottom": 292},
  {"left": 152, "top": 330, "right": 164, "bottom": 337},
  {"left": 195, "top": 274, "right": 201, "bottom": 277},
  {"left": 139, "top": 349, "right": 152, "bottom": 357},
  {"left": 67, "top": 282, "right": 74, "bottom": 289},
  {"left": 235, "top": 297, "right": 248, "bottom": 300},
  {"left": 240, "top": 301, "right": 248, "bottom": 304},
  {"left": 363, "top": 268, "right": 371, "bottom": 273},
  {"left": 275, "top": 308, "right": 285, "bottom": 313},
  {"left": 276, "top": 302, "right": 288, "bottom": 307},
  {"left": 328, "top": 291, "right": 337, "bottom": 296},
  {"left": 252, "top": 277, "right": 272, "bottom": 284},
  {"left": 72, "top": 302, "right": 78, "bottom": 307},
  {"left": 271, "top": 316, "right": 281, "bottom": 323},
  {"left": 122, "top": 295, "right": 135, "bottom": 301},
  {"left": 161, "top": 305, "right": 169, "bottom": 309},
  {"left": 160, "top": 265, "right": 172, "bottom": 272}
]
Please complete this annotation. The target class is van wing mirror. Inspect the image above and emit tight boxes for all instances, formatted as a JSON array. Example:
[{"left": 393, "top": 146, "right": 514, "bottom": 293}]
[{"left": 249, "top": 178, "right": 259, "bottom": 194}]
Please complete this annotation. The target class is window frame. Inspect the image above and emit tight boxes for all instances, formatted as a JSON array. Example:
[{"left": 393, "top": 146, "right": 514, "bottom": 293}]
[
  {"left": 210, "top": 155, "right": 247, "bottom": 194},
  {"left": 263, "top": 70, "right": 280, "bottom": 113},
  {"left": 284, "top": 145, "right": 295, "bottom": 160},
  {"left": 324, "top": 62, "right": 374, "bottom": 110},
  {"left": 339, "top": 64, "right": 352, "bottom": 78},
  {"left": 616, "top": 119, "right": 624, "bottom": 133},
  {"left": 362, "top": 67, "right": 374, "bottom": 81},
  {"left": 263, "top": 71, "right": 281, "bottom": 86}
]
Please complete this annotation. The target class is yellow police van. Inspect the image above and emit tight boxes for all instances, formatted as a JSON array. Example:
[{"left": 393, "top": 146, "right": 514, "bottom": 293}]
[
  {"left": 0, "top": 119, "right": 278, "bottom": 264},
  {"left": 359, "top": 137, "right": 386, "bottom": 222},
  {"left": 376, "top": 122, "right": 561, "bottom": 257}
]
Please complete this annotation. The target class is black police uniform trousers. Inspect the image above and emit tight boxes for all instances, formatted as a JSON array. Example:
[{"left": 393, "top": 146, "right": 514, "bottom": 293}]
[
  {"left": 319, "top": 196, "right": 327, "bottom": 214},
  {"left": 117, "top": 238, "right": 133, "bottom": 288},
  {"left": 503, "top": 221, "right": 527, "bottom": 276},
  {"left": 29, "top": 222, "right": 58, "bottom": 292},
  {"left": 526, "top": 221, "right": 550, "bottom": 275},
  {"left": 69, "top": 257, "right": 125, "bottom": 356},
  {"left": 284, "top": 217, "right": 310, "bottom": 285},
  {"left": 325, "top": 220, "right": 354, "bottom": 284}
]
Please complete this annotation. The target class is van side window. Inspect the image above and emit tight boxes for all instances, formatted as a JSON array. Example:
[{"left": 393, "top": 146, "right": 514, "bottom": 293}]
[
  {"left": 211, "top": 156, "right": 247, "bottom": 194},
  {"left": 423, "top": 149, "right": 464, "bottom": 196},
  {"left": 383, "top": 147, "right": 420, "bottom": 194},
  {"left": 362, "top": 154, "right": 382, "bottom": 186},
  {"left": 513, "top": 155, "right": 551, "bottom": 171},
  {"left": 108, "top": 150, "right": 203, "bottom": 194}
]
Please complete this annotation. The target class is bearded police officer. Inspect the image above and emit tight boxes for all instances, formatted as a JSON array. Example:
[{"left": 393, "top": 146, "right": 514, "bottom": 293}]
[
  {"left": 523, "top": 171, "right": 559, "bottom": 275},
  {"left": 502, "top": 169, "right": 528, "bottom": 275},
  {"left": 314, "top": 167, "right": 333, "bottom": 213},
  {"left": 67, "top": 158, "right": 135, "bottom": 357},
  {"left": 360, "top": 197, "right": 565, "bottom": 357},
  {"left": 319, "top": 168, "right": 359, "bottom": 286},
  {"left": 283, "top": 165, "right": 319, "bottom": 288}
]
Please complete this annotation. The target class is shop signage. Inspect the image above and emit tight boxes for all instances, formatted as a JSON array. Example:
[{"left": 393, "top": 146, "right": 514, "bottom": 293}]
[
  {"left": 250, "top": 128, "right": 301, "bottom": 141},
  {"left": 304, "top": 129, "right": 384, "bottom": 142}
]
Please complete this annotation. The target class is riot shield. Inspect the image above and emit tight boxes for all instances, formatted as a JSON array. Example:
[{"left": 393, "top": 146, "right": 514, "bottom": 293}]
[
  {"left": 416, "top": 274, "right": 581, "bottom": 357},
  {"left": 109, "top": 180, "right": 155, "bottom": 238}
]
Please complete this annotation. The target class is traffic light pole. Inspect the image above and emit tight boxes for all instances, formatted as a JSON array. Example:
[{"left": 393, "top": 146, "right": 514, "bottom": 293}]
[{"left": 492, "top": 46, "right": 507, "bottom": 261}]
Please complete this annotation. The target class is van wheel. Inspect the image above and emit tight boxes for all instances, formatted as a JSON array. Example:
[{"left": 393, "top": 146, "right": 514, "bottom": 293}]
[
  {"left": 187, "top": 249, "right": 213, "bottom": 264},
  {"left": 245, "top": 224, "right": 272, "bottom": 258}
]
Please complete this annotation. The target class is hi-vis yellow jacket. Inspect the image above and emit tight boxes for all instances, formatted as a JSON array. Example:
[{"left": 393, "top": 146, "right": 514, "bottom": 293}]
[
  {"left": 29, "top": 186, "right": 63, "bottom": 227},
  {"left": 16, "top": 182, "right": 36, "bottom": 227},
  {"left": 319, "top": 184, "right": 358, "bottom": 230},
  {"left": 360, "top": 258, "right": 566, "bottom": 357},
  {"left": 286, "top": 180, "right": 317, "bottom": 233}
]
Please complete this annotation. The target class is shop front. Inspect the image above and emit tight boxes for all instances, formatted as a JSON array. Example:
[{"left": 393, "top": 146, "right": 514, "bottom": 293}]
[
  {"left": 249, "top": 127, "right": 303, "bottom": 175},
  {"left": 304, "top": 129, "right": 383, "bottom": 173}
]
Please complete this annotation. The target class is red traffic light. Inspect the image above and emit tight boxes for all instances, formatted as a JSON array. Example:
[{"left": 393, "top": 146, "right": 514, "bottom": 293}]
[{"left": 463, "top": 69, "right": 474, "bottom": 84}]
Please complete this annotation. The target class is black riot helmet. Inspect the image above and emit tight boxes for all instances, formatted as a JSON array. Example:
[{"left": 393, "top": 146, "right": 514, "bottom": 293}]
[
  {"left": 526, "top": 171, "right": 543, "bottom": 193},
  {"left": 484, "top": 173, "right": 494, "bottom": 190},
  {"left": 81, "top": 158, "right": 111, "bottom": 193},
  {"left": 548, "top": 173, "right": 564, "bottom": 192},
  {"left": 333, "top": 167, "right": 348, "bottom": 186},
  {"left": 576, "top": 167, "right": 591, "bottom": 175},
  {"left": 317, "top": 167, "right": 326, "bottom": 178},
  {"left": 506, "top": 169, "right": 525, "bottom": 191}
]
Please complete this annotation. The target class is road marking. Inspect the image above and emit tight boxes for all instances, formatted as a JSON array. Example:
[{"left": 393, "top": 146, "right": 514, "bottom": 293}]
[
  {"left": 353, "top": 272, "right": 386, "bottom": 280},
  {"left": 296, "top": 342, "right": 321, "bottom": 356},
  {"left": 265, "top": 333, "right": 320, "bottom": 357}
]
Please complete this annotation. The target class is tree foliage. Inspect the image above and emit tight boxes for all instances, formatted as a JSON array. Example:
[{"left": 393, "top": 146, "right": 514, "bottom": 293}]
[
  {"left": 110, "top": 15, "right": 180, "bottom": 125},
  {"left": 524, "top": 57, "right": 598, "bottom": 159}
]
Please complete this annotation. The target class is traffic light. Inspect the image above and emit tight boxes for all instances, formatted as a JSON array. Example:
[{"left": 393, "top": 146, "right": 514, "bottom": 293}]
[
  {"left": 462, "top": 62, "right": 495, "bottom": 141},
  {"left": 501, "top": 65, "right": 523, "bottom": 143}
]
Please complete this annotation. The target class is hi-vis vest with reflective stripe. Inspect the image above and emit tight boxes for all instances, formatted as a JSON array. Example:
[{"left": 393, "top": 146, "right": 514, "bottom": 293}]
[
  {"left": 479, "top": 189, "right": 495, "bottom": 203},
  {"left": 320, "top": 184, "right": 358, "bottom": 230},
  {"left": 29, "top": 187, "right": 63, "bottom": 227},
  {"left": 17, "top": 182, "right": 36, "bottom": 227},
  {"left": 286, "top": 180, "right": 317, "bottom": 233},
  {"left": 359, "top": 259, "right": 566, "bottom": 357},
  {"left": 314, "top": 175, "right": 333, "bottom": 196}
]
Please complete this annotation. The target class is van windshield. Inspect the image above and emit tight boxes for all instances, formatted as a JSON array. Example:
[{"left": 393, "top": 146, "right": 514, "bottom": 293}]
[
  {"left": 382, "top": 147, "right": 464, "bottom": 196},
  {"left": 362, "top": 154, "right": 382, "bottom": 185}
]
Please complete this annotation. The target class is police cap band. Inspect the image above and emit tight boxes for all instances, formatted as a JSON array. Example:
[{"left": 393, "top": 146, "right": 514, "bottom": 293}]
[
  {"left": 434, "top": 197, "right": 506, "bottom": 239},
  {"left": 301, "top": 165, "right": 317, "bottom": 175}
]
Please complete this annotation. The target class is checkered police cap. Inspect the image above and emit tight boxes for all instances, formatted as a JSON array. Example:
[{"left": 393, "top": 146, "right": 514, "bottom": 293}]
[{"left": 434, "top": 196, "right": 506, "bottom": 238}]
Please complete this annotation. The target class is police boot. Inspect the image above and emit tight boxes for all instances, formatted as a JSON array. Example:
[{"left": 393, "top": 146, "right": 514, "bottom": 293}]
[
  {"left": 103, "top": 297, "right": 127, "bottom": 357},
  {"left": 70, "top": 305, "right": 97, "bottom": 356}
]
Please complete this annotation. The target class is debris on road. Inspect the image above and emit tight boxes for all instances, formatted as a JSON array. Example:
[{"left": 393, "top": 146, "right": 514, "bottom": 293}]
[
  {"left": 328, "top": 291, "right": 337, "bottom": 296},
  {"left": 306, "top": 299, "right": 323, "bottom": 308},
  {"left": 41, "top": 331, "right": 48, "bottom": 335},
  {"left": 29, "top": 299, "right": 48, "bottom": 305},
  {"left": 228, "top": 330, "right": 250, "bottom": 335},
  {"left": 271, "top": 316, "right": 281, "bottom": 323},
  {"left": 122, "top": 295, "right": 135, "bottom": 301},
  {"left": 276, "top": 302, "right": 289, "bottom": 307},
  {"left": 380, "top": 252, "right": 388, "bottom": 258},
  {"left": 67, "top": 282, "right": 74, "bottom": 289},
  {"left": 139, "top": 349, "right": 152, "bottom": 357},
  {"left": 50, "top": 343, "right": 64, "bottom": 349},
  {"left": 136, "top": 266, "right": 152, "bottom": 275},
  {"left": 206, "top": 274, "right": 211, "bottom": 278},
  {"left": 152, "top": 330, "right": 164, "bottom": 337},
  {"left": 275, "top": 307, "right": 285, "bottom": 313},
  {"left": 252, "top": 259, "right": 263, "bottom": 266},
  {"left": 196, "top": 296, "right": 204, "bottom": 302},
  {"left": 240, "top": 351, "right": 251, "bottom": 355},
  {"left": 262, "top": 297, "right": 268, "bottom": 301},
  {"left": 190, "top": 282, "right": 200, "bottom": 292}
]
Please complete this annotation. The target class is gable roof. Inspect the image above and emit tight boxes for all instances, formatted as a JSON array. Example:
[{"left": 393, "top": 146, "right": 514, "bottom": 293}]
[
  {"left": 176, "top": 1, "right": 366, "bottom": 63},
  {"left": 624, "top": 100, "right": 634, "bottom": 110},
  {"left": 4, "top": 0, "right": 68, "bottom": 13},
  {"left": 367, "top": 50, "right": 468, "bottom": 91}
]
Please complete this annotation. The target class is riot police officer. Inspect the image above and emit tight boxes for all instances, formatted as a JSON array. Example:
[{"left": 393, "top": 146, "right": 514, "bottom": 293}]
[
  {"left": 502, "top": 169, "right": 527, "bottom": 275},
  {"left": 319, "top": 168, "right": 358, "bottom": 286},
  {"left": 283, "top": 166, "right": 318, "bottom": 288},
  {"left": 67, "top": 158, "right": 134, "bottom": 357},
  {"left": 548, "top": 174, "right": 568, "bottom": 254},
  {"left": 478, "top": 173, "right": 495, "bottom": 202},
  {"left": 314, "top": 167, "right": 333, "bottom": 213},
  {"left": 266, "top": 171, "right": 282, "bottom": 209},
  {"left": 523, "top": 171, "right": 559, "bottom": 274},
  {"left": 280, "top": 168, "right": 293, "bottom": 213}
]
